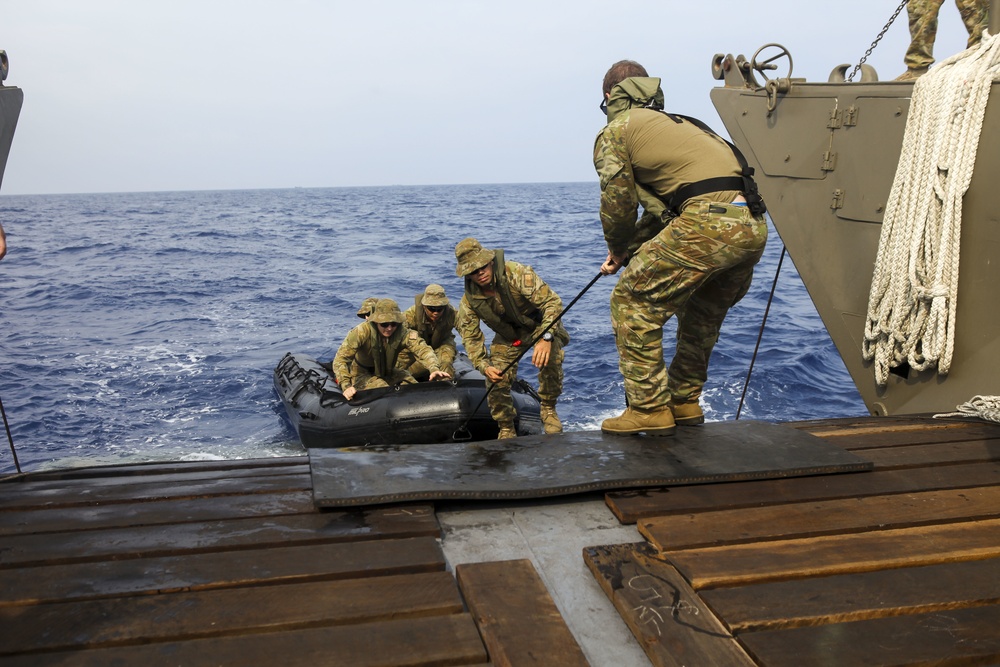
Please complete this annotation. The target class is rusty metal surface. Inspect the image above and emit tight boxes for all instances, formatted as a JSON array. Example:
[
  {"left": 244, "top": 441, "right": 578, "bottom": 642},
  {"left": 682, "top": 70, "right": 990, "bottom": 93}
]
[{"left": 310, "top": 421, "right": 872, "bottom": 507}]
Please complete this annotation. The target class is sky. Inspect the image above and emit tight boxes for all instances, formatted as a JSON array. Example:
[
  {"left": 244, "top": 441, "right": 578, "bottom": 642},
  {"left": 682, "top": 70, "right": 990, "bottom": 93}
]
[{"left": 0, "top": 0, "right": 977, "bottom": 195}]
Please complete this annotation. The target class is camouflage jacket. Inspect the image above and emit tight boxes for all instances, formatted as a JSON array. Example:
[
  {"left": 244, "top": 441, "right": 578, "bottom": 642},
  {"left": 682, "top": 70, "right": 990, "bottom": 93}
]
[
  {"left": 594, "top": 77, "right": 741, "bottom": 257},
  {"left": 333, "top": 322, "right": 440, "bottom": 389},
  {"left": 402, "top": 299, "right": 458, "bottom": 367},
  {"left": 456, "top": 253, "right": 567, "bottom": 375}
]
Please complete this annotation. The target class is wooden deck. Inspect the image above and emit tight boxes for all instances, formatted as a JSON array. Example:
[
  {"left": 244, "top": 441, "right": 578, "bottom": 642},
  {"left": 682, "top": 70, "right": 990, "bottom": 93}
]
[{"left": 1, "top": 415, "right": 998, "bottom": 665}]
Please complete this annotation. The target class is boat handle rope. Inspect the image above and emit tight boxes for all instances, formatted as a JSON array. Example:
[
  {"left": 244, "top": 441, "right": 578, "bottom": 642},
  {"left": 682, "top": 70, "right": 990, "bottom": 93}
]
[
  {"left": 1, "top": 392, "right": 22, "bottom": 475},
  {"left": 452, "top": 271, "right": 603, "bottom": 441},
  {"left": 736, "top": 245, "right": 785, "bottom": 420}
]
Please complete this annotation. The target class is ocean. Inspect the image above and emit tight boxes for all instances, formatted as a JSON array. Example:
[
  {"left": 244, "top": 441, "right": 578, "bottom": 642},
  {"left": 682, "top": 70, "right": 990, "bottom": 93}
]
[{"left": 0, "top": 183, "right": 866, "bottom": 474}]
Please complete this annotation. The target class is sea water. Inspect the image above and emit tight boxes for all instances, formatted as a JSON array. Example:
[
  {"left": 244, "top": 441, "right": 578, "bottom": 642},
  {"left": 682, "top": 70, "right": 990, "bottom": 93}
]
[{"left": 0, "top": 183, "right": 866, "bottom": 474}]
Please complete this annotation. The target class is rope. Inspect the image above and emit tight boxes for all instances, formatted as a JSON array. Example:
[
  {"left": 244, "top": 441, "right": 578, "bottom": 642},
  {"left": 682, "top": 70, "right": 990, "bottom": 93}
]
[
  {"left": 863, "top": 30, "right": 1000, "bottom": 388},
  {"left": 736, "top": 245, "right": 786, "bottom": 420},
  {"left": 933, "top": 395, "right": 1000, "bottom": 423}
]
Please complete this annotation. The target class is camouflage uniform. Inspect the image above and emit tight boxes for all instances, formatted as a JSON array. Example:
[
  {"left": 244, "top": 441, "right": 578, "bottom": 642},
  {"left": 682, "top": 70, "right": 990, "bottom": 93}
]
[
  {"left": 903, "top": 0, "right": 989, "bottom": 73},
  {"left": 396, "top": 284, "right": 458, "bottom": 380},
  {"left": 595, "top": 76, "right": 768, "bottom": 412},
  {"left": 454, "top": 240, "right": 568, "bottom": 432},
  {"left": 333, "top": 300, "right": 443, "bottom": 392}
]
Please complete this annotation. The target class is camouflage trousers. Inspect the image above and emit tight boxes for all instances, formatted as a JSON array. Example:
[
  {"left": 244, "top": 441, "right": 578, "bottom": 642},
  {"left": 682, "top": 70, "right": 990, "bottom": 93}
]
[
  {"left": 353, "top": 366, "right": 417, "bottom": 390},
  {"left": 905, "top": 0, "right": 989, "bottom": 70},
  {"left": 486, "top": 340, "right": 564, "bottom": 423},
  {"left": 396, "top": 349, "right": 455, "bottom": 382},
  {"left": 610, "top": 201, "right": 767, "bottom": 411}
]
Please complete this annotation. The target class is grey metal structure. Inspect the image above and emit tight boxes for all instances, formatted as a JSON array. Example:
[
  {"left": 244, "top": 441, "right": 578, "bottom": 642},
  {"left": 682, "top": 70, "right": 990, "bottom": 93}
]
[
  {"left": 0, "top": 50, "right": 23, "bottom": 190},
  {"left": 709, "top": 4, "right": 1000, "bottom": 416}
]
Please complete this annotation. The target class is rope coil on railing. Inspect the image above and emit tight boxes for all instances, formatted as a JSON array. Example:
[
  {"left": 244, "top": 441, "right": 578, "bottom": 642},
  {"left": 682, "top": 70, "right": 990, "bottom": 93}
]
[{"left": 863, "top": 31, "right": 1000, "bottom": 387}]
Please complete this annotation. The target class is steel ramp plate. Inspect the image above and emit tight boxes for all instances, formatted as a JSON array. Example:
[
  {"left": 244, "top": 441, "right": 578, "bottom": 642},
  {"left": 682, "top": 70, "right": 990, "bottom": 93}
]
[{"left": 309, "top": 420, "right": 873, "bottom": 508}]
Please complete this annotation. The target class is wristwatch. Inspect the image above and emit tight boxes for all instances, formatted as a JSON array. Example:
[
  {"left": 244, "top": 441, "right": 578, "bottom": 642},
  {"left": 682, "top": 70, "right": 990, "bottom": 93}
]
[{"left": 542, "top": 332, "right": 553, "bottom": 342}]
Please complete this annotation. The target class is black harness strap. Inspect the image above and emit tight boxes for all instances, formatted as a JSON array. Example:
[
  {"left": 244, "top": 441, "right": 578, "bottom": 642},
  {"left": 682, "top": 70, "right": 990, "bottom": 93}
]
[{"left": 661, "top": 113, "right": 767, "bottom": 217}]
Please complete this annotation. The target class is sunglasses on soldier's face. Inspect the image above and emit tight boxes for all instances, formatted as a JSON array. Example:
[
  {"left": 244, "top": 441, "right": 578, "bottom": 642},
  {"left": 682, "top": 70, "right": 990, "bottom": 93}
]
[
  {"left": 426, "top": 306, "right": 445, "bottom": 313},
  {"left": 376, "top": 322, "right": 398, "bottom": 330}
]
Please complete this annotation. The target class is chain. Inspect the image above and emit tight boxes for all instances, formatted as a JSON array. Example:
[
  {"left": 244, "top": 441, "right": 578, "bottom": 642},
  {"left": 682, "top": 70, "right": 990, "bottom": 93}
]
[{"left": 848, "top": 0, "right": 909, "bottom": 81}]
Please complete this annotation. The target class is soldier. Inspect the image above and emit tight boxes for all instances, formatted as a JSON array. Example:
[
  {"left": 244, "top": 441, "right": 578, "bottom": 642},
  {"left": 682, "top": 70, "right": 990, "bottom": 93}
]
[
  {"left": 356, "top": 297, "right": 379, "bottom": 320},
  {"left": 454, "top": 237, "right": 568, "bottom": 438},
  {"left": 333, "top": 298, "right": 451, "bottom": 400},
  {"left": 594, "top": 60, "right": 768, "bottom": 436},
  {"left": 397, "top": 284, "right": 458, "bottom": 380},
  {"left": 897, "top": 0, "right": 989, "bottom": 80}
]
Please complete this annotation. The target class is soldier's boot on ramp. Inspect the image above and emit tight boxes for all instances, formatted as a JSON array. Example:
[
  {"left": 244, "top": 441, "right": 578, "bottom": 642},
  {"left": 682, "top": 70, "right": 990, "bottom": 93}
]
[
  {"left": 540, "top": 401, "right": 563, "bottom": 434},
  {"left": 671, "top": 400, "right": 705, "bottom": 426},
  {"left": 601, "top": 407, "right": 675, "bottom": 437},
  {"left": 497, "top": 422, "right": 517, "bottom": 439}
]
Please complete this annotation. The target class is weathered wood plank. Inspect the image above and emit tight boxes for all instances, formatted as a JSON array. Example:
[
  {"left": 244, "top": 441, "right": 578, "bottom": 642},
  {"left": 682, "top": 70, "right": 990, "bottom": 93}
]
[
  {"left": 0, "top": 504, "right": 440, "bottom": 567},
  {"left": 582, "top": 543, "right": 753, "bottom": 667},
  {"left": 700, "top": 557, "right": 1000, "bottom": 632},
  {"left": 794, "top": 418, "right": 1000, "bottom": 449},
  {"left": 0, "top": 535, "right": 446, "bottom": 606},
  {"left": 639, "top": 486, "right": 1000, "bottom": 550},
  {"left": 0, "top": 571, "right": 463, "bottom": 655},
  {"left": 0, "top": 614, "right": 488, "bottom": 667},
  {"left": 738, "top": 604, "right": 1000, "bottom": 667},
  {"left": 606, "top": 461, "right": 1000, "bottom": 523},
  {"left": 667, "top": 518, "right": 1000, "bottom": 589},
  {"left": 7, "top": 456, "right": 307, "bottom": 482},
  {"left": 0, "top": 473, "right": 313, "bottom": 510},
  {"left": 0, "top": 490, "right": 317, "bottom": 536},
  {"left": 456, "top": 559, "right": 589, "bottom": 667},
  {"left": 852, "top": 439, "right": 1000, "bottom": 468}
]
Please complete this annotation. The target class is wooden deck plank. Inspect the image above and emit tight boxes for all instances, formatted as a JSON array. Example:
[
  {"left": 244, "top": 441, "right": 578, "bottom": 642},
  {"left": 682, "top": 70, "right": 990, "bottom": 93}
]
[
  {"left": 582, "top": 543, "right": 754, "bottom": 667},
  {"left": 738, "top": 604, "right": 1000, "bottom": 667},
  {"left": 7, "top": 456, "right": 307, "bottom": 481},
  {"left": 851, "top": 438, "right": 1000, "bottom": 468},
  {"left": 0, "top": 473, "right": 313, "bottom": 510},
  {"left": 699, "top": 557, "right": 1000, "bottom": 632},
  {"left": 0, "top": 614, "right": 489, "bottom": 667},
  {"left": 667, "top": 518, "right": 1000, "bottom": 589},
  {"left": 639, "top": 485, "right": 1000, "bottom": 550},
  {"left": 0, "top": 535, "right": 446, "bottom": 606},
  {"left": 0, "top": 490, "right": 317, "bottom": 536},
  {"left": 792, "top": 417, "right": 1000, "bottom": 445},
  {"left": 606, "top": 461, "right": 1000, "bottom": 523},
  {"left": 456, "top": 559, "right": 590, "bottom": 667},
  {"left": 0, "top": 571, "right": 464, "bottom": 655},
  {"left": 0, "top": 504, "right": 440, "bottom": 567}
]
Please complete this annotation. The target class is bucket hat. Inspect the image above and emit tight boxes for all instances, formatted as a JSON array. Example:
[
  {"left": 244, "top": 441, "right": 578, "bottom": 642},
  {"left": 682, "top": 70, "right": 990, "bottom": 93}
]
[
  {"left": 422, "top": 284, "right": 449, "bottom": 307},
  {"left": 455, "top": 237, "right": 496, "bottom": 277},
  {"left": 369, "top": 299, "right": 404, "bottom": 324},
  {"left": 356, "top": 297, "right": 379, "bottom": 319}
]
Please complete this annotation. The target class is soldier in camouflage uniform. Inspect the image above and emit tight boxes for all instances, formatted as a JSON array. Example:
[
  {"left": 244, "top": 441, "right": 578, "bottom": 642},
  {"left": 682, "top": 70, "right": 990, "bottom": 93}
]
[
  {"left": 897, "top": 0, "right": 989, "bottom": 80},
  {"left": 594, "top": 60, "right": 768, "bottom": 436},
  {"left": 454, "top": 238, "right": 568, "bottom": 438},
  {"left": 333, "top": 298, "right": 451, "bottom": 400},
  {"left": 396, "top": 283, "right": 458, "bottom": 380}
]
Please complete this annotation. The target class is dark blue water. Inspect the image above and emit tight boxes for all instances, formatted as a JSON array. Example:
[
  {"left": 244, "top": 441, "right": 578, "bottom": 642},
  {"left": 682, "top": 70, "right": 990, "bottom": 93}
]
[{"left": 0, "top": 183, "right": 866, "bottom": 474}]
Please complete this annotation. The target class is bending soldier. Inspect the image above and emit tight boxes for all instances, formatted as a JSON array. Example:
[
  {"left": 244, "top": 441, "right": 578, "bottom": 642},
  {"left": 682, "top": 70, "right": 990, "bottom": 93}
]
[
  {"left": 333, "top": 298, "right": 451, "bottom": 400},
  {"left": 594, "top": 60, "right": 768, "bottom": 436},
  {"left": 454, "top": 237, "right": 568, "bottom": 438},
  {"left": 397, "top": 284, "right": 458, "bottom": 380}
]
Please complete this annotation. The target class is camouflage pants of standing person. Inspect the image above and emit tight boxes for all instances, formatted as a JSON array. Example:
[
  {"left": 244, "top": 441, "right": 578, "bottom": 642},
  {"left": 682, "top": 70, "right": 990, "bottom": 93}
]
[
  {"left": 395, "top": 350, "right": 455, "bottom": 382},
  {"left": 905, "top": 0, "right": 989, "bottom": 70},
  {"left": 610, "top": 201, "right": 768, "bottom": 411},
  {"left": 353, "top": 367, "right": 417, "bottom": 391},
  {"left": 486, "top": 339, "right": 564, "bottom": 424}
]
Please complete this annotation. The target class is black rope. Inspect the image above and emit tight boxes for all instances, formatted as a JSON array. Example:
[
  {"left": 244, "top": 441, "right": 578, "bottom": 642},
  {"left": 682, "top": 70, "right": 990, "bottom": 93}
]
[
  {"left": 453, "top": 272, "right": 602, "bottom": 440},
  {"left": 736, "top": 245, "right": 786, "bottom": 420},
  {"left": 0, "top": 393, "right": 21, "bottom": 474}
]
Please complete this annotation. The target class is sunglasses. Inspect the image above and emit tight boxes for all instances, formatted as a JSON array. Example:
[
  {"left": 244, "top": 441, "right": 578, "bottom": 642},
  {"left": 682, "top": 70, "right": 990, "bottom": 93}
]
[
  {"left": 426, "top": 306, "right": 445, "bottom": 313},
  {"left": 376, "top": 322, "right": 399, "bottom": 329}
]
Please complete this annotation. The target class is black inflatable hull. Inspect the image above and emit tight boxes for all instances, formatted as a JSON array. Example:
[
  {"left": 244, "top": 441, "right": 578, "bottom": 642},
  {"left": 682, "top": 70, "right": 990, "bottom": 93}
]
[{"left": 273, "top": 352, "right": 543, "bottom": 448}]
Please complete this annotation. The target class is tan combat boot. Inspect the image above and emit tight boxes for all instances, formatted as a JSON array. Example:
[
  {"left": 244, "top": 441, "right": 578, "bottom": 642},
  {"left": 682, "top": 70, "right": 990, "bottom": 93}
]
[
  {"left": 540, "top": 401, "right": 562, "bottom": 434},
  {"left": 894, "top": 67, "right": 927, "bottom": 81},
  {"left": 497, "top": 422, "right": 517, "bottom": 439},
  {"left": 671, "top": 400, "right": 704, "bottom": 426},
  {"left": 601, "top": 407, "right": 675, "bottom": 436}
]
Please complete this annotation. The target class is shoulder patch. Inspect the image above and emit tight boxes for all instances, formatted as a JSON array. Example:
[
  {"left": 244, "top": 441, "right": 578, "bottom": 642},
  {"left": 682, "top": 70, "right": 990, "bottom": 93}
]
[
  {"left": 408, "top": 330, "right": 418, "bottom": 340},
  {"left": 523, "top": 270, "right": 535, "bottom": 292}
]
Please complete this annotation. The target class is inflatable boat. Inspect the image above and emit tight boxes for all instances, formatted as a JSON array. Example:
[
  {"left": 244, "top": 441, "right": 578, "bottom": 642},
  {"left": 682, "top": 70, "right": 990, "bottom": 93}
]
[{"left": 273, "top": 352, "right": 543, "bottom": 448}]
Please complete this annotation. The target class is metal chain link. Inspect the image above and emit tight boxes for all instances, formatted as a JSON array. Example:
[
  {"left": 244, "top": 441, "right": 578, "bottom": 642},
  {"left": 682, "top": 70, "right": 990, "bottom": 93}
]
[{"left": 848, "top": 0, "right": 910, "bottom": 81}]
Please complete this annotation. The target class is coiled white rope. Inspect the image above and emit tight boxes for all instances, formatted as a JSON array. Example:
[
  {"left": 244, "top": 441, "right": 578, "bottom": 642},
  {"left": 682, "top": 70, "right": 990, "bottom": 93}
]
[
  {"left": 934, "top": 395, "right": 1000, "bottom": 423},
  {"left": 863, "top": 31, "right": 1000, "bottom": 388}
]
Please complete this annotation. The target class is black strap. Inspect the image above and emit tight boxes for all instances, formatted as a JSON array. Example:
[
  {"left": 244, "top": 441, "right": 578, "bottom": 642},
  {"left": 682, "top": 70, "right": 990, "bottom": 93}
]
[{"left": 661, "top": 113, "right": 767, "bottom": 217}]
